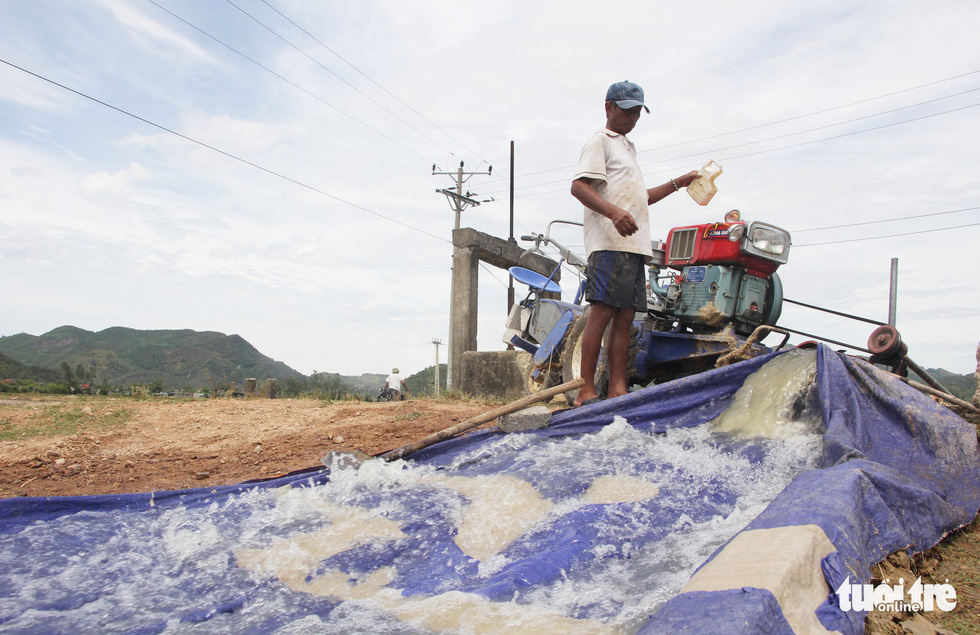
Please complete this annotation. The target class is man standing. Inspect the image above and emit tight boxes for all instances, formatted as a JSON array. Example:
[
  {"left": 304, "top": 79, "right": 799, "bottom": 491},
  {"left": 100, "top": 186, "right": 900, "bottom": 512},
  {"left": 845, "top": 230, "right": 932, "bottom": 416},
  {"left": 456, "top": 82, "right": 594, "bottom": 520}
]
[{"left": 570, "top": 80, "right": 698, "bottom": 406}]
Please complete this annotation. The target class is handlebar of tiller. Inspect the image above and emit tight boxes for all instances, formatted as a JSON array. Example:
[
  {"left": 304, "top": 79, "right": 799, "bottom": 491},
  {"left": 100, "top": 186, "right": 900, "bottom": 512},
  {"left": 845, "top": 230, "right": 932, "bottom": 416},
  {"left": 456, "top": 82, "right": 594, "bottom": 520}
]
[{"left": 519, "top": 232, "right": 587, "bottom": 270}]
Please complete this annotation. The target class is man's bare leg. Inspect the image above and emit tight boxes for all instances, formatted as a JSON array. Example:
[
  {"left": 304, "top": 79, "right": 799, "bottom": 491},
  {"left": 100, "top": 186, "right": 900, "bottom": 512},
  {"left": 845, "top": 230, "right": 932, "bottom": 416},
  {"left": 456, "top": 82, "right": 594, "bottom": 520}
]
[
  {"left": 605, "top": 307, "right": 635, "bottom": 399},
  {"left": 574, "top": 302, "right": 615, "bottom": 406}
]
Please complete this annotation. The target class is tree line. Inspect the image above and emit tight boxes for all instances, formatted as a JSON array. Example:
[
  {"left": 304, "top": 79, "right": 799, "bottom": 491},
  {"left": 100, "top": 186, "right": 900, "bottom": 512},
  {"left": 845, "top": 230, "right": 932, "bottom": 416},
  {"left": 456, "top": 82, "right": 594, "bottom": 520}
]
[{"left": 1, "top": 358, "right": 449, "bottom": 401}]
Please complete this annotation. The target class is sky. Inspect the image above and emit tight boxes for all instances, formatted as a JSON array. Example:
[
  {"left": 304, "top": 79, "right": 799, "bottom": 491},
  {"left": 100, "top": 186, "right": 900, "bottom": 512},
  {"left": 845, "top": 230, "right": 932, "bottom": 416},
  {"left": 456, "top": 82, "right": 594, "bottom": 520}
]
[{"left": 1, "top": 0, "right": 979, "bottom": 379}]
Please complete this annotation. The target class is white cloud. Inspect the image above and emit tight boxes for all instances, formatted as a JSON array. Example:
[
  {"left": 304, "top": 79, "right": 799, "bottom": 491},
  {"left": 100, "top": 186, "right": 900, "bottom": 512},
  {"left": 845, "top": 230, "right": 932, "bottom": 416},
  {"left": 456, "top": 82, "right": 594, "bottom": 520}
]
[
  {"left": 77, "top": 162, "right": 151, "bottom": 199},
  {"left": 95, "top": 0, "right": 218, "bottom": 64},
  {"left": 1, "top": 0, "right": 978, "bottom": 376}
]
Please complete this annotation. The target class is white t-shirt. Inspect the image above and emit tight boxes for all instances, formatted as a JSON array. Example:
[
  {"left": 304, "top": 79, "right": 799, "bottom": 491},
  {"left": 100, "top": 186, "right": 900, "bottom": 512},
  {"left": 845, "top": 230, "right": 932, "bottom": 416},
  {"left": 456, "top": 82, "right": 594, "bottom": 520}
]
[
  {"left": 574, "top": 129, "right": 653, "bottom": 259},
  {"left": 386, "top": 373, "right": 403, "bottom": 390}
]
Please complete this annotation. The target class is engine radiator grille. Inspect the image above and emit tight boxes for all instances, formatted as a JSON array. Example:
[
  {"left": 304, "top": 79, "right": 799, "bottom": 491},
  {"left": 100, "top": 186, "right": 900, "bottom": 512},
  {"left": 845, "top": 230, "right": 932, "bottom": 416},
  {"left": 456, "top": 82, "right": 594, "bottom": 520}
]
[{"left": 668, "top": 228, "right": 697, "bottom": 261}]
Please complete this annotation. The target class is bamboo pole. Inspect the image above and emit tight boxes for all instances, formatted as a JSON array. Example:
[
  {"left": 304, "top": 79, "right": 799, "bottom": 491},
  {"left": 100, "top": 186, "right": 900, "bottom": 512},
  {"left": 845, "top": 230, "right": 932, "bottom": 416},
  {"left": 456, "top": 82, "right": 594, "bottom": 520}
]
[
  {"left": 378, "top": 377, "right": 584, "bottom": 462},
  {"left": 898, "top": 376, "right": 980, "bottom": 415}
]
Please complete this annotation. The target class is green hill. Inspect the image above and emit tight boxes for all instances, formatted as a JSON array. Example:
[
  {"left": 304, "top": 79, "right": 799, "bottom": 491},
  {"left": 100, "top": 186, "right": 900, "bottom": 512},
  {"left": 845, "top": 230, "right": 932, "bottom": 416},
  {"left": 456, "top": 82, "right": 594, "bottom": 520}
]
[
  {"left": 406, "top": 364, "right": 448, "bottom": 396},
  {"left": 341, "top": 373, "right": 388, "bottom": 394},
  {"left": 0, "top": 326, "right": 303, "bottom": 391},
  {"left": 914, "top": 368, "right": 977, "bottom": 403},
  {"left": 0, "top": 351, "right": 62, "bottom": 384},
  {"left": 336, "top": 368, "right": 447, "bottom": 399}
]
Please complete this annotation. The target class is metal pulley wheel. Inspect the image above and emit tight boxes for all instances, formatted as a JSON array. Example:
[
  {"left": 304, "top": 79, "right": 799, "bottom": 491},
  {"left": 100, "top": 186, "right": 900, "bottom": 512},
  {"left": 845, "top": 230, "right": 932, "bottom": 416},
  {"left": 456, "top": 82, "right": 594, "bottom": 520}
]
[{"left": 867, "top": 325, "right": 908, "bottom": 358}]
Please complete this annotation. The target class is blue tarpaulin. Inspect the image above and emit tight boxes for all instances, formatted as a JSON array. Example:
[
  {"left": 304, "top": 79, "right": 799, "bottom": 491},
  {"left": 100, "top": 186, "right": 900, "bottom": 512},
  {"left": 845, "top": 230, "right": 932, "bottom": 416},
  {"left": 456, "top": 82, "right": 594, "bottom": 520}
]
[{"left": 1, "top": 344, "right": 978, "bottom": 634}]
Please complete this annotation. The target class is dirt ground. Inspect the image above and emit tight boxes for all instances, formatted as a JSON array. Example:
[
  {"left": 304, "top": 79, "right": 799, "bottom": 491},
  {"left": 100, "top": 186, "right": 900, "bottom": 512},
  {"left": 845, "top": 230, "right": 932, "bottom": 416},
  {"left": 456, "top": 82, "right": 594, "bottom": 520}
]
[
  {"left": 0, "top": 394, "right": 977, "bottom": 633},
  {"left": 0, "top": 395, "right": 491, "bottom": 497}
]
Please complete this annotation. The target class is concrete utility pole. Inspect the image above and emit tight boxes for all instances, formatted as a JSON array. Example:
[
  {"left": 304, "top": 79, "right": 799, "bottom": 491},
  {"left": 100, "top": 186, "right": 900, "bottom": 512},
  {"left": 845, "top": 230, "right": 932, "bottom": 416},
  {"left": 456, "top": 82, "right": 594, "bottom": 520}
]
[
  {"left": 433, "top": 161, "right": 492, "bottom": 390},
  {"left": 431, "top": 338, "right": 442, "bottom": 398},
  {"left": 433, "top": 161, "right": 492, "bottom": 230}
]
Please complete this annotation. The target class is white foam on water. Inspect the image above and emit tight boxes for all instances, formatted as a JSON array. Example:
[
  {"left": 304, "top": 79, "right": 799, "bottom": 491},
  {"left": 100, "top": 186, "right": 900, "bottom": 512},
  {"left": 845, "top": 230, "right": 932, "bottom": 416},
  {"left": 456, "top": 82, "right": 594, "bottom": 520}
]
[
  {"left": 517, "top": 422, "right": 823, "bottom": 629},
  {"left": 0, "top": 350, "right": 824, "bottom": 634}
]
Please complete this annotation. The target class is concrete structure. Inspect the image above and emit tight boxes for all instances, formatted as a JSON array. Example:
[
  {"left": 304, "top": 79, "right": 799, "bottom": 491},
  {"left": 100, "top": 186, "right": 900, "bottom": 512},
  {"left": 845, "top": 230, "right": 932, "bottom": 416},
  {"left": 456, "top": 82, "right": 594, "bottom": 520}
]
[
  {"left": 450, "top": 228, "right": 558, "bottom": 392},
  {"left": 499, "top": 405, "right": 552, "bottom": 433},
  {"left": 458, "top": 350, "right": 531, "bottom": 401}
]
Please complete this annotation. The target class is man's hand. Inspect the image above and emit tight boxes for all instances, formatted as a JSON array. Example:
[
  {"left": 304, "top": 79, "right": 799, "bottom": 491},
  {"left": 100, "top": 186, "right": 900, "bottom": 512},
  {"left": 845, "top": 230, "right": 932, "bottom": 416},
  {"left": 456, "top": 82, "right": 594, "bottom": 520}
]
[
  {"left": 610, "top": 208, "right": 638, "bottom": 237},
  {"left": 674, "top": 170, "right": 700, "bottom": 188}
]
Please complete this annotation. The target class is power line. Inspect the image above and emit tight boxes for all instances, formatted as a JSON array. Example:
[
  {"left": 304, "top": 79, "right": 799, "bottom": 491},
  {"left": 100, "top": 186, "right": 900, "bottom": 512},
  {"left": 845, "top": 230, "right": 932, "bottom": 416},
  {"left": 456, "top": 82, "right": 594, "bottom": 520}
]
[
  {"left": 224, "top": 0, "right": 455, "bottom": 160},
  {"left": 0, "top": 57, "right": 449, "bottom": 244},
  {"left": 794, "top": 221, "right": 980, "bottom": 247},
  {"left": 637, "top": 89, "right": 980, "bottom": 170},
  {"left": 479, "top": 261, "right": 509, "bottom": 288},
  {"left": 505, "top": 100, "right": 980, "bottom": 198},
  {"left": 257, "top": 0, "right": 486, "bottom": 165},
  {"left": 697, "top": 101, "right": 980, "bottom": 165},
  {"left": 169, "top": 0, "right": 498, "bottom": 232},
  {"left": 639, "top": 69, "right": 980, "bottom": 155},
  {"left": 144, "top": 0, "right": 435, "bottom": 164},
  {"left": 224, "top": 5, "right": 980, "bottom": 245},
  {"left": 514, "top": 69, "right": 980, "bottom": 180},
  {"left": 793, "top": 206, "right": 980, "bottom": 233}
]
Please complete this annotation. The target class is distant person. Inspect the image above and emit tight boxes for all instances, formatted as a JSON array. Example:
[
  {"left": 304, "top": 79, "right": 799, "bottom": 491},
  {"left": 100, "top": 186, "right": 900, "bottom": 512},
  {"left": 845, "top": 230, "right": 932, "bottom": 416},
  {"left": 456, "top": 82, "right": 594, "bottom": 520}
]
[
  {"left": 383, "top": 367, "right": 409, "bottom": 401},
  {"left": 570, "top": 80, "right": 699, "bottom": 406}
]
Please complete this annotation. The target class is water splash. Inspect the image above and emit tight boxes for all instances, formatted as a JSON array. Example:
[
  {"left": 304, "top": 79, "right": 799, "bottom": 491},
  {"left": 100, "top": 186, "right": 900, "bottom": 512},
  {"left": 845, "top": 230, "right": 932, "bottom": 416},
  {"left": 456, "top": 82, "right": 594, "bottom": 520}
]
[{"left": 0, "top": 351, "right": 824, "bottom": 633}]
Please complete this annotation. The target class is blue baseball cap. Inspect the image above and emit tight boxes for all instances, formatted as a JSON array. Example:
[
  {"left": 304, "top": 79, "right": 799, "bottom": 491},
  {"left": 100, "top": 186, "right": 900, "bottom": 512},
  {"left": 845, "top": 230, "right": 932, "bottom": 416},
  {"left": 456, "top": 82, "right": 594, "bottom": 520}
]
[{"left": 605, "top": 81, "right": 650, "bottom": 113}]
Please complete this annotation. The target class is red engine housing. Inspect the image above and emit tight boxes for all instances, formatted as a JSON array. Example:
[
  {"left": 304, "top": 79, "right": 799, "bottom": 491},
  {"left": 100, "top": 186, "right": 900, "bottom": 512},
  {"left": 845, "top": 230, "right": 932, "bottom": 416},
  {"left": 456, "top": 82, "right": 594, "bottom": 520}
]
[{"left": 665, "top": 222, "right": 781, "bottom": 278}]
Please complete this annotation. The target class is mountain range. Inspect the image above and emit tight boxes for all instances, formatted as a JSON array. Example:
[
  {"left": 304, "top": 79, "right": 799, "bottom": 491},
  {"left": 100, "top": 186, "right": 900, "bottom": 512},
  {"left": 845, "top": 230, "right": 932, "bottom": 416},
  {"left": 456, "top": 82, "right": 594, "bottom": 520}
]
[
  {"left": 0, "top": 326, "right": 974, "bottom": 401},
  {"left": 0, "top": 326, "right": 303, "bottom": 390}
]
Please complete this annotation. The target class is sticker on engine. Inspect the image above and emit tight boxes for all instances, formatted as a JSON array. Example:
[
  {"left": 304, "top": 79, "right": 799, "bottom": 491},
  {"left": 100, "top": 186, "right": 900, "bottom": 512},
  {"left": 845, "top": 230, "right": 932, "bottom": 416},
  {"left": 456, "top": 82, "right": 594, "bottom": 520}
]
[
  {"left": 686, "top": 266, "right": 706, "bottom": 282},
  {"left": 703, "top": 222, "right": 731, "bottom": 239}
]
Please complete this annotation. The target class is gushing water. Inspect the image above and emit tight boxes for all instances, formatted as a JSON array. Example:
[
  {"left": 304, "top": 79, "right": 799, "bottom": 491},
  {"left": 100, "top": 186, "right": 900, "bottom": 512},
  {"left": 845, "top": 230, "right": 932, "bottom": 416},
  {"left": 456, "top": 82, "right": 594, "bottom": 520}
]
[{"left": 0, "top": 350, "right": 822, "bottom": 634}]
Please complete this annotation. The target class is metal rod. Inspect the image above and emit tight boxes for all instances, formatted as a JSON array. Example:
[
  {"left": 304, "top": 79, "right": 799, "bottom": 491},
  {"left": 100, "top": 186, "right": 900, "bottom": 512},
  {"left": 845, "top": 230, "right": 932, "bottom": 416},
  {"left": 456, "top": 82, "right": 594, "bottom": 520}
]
[
  {"left": 507, "top": 141, "right": 516, "bottom": 321},
  {"left": 509, "top": 141, "right": 515, "bottom": 243},
  {"left": 904, "top": 355, "right": 952, "bottom": 395},
  {"left": 888, "top": 258, "right": 899, "bottom": 326},
  {"left": 898, "top": 376, "right": 979, "bottom": 414},
  {"left": 783, "top": 298, "right": 886, "bottom": 326},
  {"left": 455, "top": 162, "right": 463, "bottom": 230},
  {"left": 776, "top": 325, "right": 871, "bottom": 353}
]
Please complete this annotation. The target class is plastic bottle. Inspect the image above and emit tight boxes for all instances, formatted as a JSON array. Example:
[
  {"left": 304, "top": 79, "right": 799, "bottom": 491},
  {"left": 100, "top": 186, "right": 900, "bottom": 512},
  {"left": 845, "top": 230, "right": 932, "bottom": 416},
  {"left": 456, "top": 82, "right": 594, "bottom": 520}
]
[{"left": 687, "top": 160, "right": 722, "bottom": 206}]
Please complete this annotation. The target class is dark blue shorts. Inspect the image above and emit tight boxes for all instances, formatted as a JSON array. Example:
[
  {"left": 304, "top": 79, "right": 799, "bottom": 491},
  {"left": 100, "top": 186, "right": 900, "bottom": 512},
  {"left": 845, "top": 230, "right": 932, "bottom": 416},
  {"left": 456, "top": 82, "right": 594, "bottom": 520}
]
[{"left": 585, "top": 250, "right": 646, "bottom": 311}]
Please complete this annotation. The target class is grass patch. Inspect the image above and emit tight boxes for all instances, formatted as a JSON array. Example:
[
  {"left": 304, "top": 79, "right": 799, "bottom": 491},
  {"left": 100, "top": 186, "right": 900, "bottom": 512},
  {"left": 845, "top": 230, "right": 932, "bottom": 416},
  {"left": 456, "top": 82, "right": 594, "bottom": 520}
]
[
  {"left": 392, "top": 410, "right": 424, "bottom": 422},
  {"left": 0, "top": 401, "right": 135, "bottom": 441},
  {"left": 430, "top": 390, "right": 508, "bottom": 407},
  {"left": 930, "top": 514, "right": 980, "bottom": 635}
]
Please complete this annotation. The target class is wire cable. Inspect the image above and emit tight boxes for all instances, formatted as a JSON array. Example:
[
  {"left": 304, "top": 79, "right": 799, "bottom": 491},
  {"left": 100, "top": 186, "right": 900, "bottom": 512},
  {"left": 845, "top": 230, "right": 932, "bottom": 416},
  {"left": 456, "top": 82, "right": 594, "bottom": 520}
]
[
  {"left": 0, "top": 57, "right": 449, "bottom": 244},
  {"left": 639, "top": 69, "right": 980, "bottom": 154},
  {"left": 505, "top": 100, "right": 980, "bottom": 197},
  {"left": 793, "top": 206, "right": 980, "bottom": 233},
  {"left": 515, "top": 68, "right": 980, "bottom": 180},
  {"left": 794, "top": 221, "right": 980, "bottom": 247},
  {"left": 145, "top": 0, "right": 435, "bottom": 164},
  {"left": 234, "top": 1, "right": 498, "bottom": 229},
  {"left": 637, "top": 88, "right": 980, "bottom": 170},
  {"left": 224, "top": 0, "right": 455, "bottom": 160},
  {"left": 257, "top": 0, "right": 487, "bottom": 165}
]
